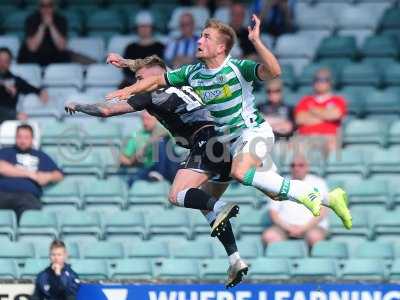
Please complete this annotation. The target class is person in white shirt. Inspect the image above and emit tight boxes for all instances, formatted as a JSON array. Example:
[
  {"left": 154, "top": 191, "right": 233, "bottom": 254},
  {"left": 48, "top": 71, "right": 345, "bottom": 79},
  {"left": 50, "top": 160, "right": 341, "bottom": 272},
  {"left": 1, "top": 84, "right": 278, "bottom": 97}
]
[{"left": 262, "top": 155, "right": 329, "bottom": 247}]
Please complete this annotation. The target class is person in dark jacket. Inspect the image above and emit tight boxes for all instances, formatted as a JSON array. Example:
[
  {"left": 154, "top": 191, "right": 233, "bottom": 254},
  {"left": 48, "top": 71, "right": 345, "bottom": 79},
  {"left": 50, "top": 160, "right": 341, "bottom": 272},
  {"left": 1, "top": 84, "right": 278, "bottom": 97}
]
[
  {"left": 31, "top": 240, "right": 80, "bottom": 300},
  {"left": 0, "top": 47, "right": 48, "bottom": 122}
]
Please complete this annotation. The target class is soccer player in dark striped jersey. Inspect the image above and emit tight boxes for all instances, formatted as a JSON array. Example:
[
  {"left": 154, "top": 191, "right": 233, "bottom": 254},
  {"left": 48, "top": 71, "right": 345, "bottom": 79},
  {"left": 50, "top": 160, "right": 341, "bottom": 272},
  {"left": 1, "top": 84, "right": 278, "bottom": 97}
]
[{"left": 65, "top": 55, "right": 247, "bottom": 288}]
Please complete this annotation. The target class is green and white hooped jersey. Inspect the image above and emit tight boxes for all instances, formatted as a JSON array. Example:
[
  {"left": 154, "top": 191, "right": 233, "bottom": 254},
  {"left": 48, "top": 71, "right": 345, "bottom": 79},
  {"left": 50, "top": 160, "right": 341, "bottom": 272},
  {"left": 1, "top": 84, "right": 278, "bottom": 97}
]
[{"left": 165, "top": 55, "right": 265, "bottom": 142}]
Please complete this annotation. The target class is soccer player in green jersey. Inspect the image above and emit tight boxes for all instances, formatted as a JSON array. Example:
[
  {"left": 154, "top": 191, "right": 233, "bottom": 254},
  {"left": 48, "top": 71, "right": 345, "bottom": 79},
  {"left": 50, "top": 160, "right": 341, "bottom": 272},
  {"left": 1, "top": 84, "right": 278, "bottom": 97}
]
[{"left": 106, "top": 15, "right": 352, "bottom": 230}]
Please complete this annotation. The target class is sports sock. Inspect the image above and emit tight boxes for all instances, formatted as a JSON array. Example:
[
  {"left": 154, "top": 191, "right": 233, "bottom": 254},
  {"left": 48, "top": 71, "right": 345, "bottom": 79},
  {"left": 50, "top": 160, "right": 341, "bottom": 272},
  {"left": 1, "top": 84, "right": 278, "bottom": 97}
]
[
  {"left": 228, "top": 252, "right": 241, "bottom": 266},
  {"left": 243, "top": 167, "right": 316, "bottom": 202},
  {"left": 176, "top": 188, "right": 222, "bottom": 211}
]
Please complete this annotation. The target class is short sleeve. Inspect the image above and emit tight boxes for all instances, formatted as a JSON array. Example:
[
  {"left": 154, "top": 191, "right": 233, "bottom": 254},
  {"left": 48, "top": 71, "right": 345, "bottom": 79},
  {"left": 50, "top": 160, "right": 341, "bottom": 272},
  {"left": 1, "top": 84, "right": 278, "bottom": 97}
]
[
  {"left": 294, "top": 96, "right": 310, "bottom": 116},
  {"left": 165, "top": 65, "right": 191, "bottom": 87},
  {"left": 123, "top": 138, "right": 137, "bottom": 157},
  {"left": 334, "top": 96, "right": 347, "bottom": 117},
  {"left": 235, "top": 59, "right": 261, "bottom": 82},
  {"left": 127, "top": 92, "right": 152, "bottom": 111},
  {"left": 39, "top": 151, "right": 62, "bottom": 173}
]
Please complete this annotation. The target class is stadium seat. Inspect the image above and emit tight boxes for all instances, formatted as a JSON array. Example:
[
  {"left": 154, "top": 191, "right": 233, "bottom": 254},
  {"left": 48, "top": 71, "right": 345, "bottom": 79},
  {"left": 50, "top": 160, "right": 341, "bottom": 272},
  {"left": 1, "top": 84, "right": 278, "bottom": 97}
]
[
  {"left": 3, "top": 11, "right": 30, "bottom": 36},
  {"left": 70, "top": 259, "right": 108, "bottom": 280},
  {"left": 0, "top": 259, "right": 18, "bottom": 279},
  {"left": 43, "top": 64, "right": 84, "bottom": 89},
  {"left": 316, "top": 36, "right": 357, "bottom": 60},
  {"left": 85, "top": 64, "right": 123, "bottom": 87},
  {"left": 60, "top": 10, "right": 82, "bottom": 34},
  {"left": 127, "top": 241, "right": 169, "bottom": 259},
  {"left": 389, "top": 120, "right": 400, "bottom": 145},
  {"left": 0, "top": 35, "right": 20, "bottom": 60},
  {"left": 354, "top": 242, "right": 394, "bottom": 260},
  {"left": 325, "top": 148, "right": 367, "bottom": 177},
  {"left": 341, "top": 63, "right": 381, "bottom": 87},
  {"left": 103, "top": 211, "right": 147, "bottom": 240},
  {"left": 58, "top": 150, "right": 104, "bottom": 178},
  {"left": 40, "top": 121, "right": 77, "bottom": 146},
  {"left": 341, "top": 259, "right": 385, "bottom": 281},
  {"left": 0, "top": 242, "right": 35, "bottom": 261},
  {"left": 248, "top": 258, "right": 290, "bottom": 280},
  {"left": 147, "top": 210, "right": 191, "bottom": 240},
  {"left": 87, "top": 10, "right": 124, "bottom": 33},
  {"left": 82, "top": 121, "right": 122, "bottom": 146},
  {"left": 338, "top": 86, "right": 375, "bottom": 117},
  {"left": 311, "top": 241, "right": 348, "bottom": 259},
  {"left": 280, "top": 64, "right": 297, "bottom": 89},
  {"left": 379, "top": 8, "right": 400, "bottom": 30},
  {"left": 10, "top": 64, "right": 42, "bottom": 88},
  {"left": 42, "top": 179, "right": 81, "bottom": 209},
  {"left": 109, "top": 258, "right": 153, "bottom": 280},
  {"left": 128, "top": 181, "right": 169, "bottom": 208},
  {"left": 171, "top": 240, "right": 213, "bottom": 259},
  {"left": 186, "top": 210, "right": 211, "bottom": 238},
  {"left": 107, "top": 35, "right": 137, "bottom": 56},
  {"left": 345, "top": 178, "right": 390, "bottom": 209},
  {"left": 200, "top": 258, "right": 229, "bottom": 280},
  {"left": 361, "top": 35, "right": 399, "bottom": 58},
  {"left": 295, "top": 8, "right": 335, "bottom": 31},
  {"left": 383, "top": 64, "right": 400, "bottom": 87},
  {"left": 389, "top": 259, "right": 400, "bottom": 281},
  {"left": 266, "top": 241, "right": 307, "bottom": 259},
  {"left": 81, "top": 241, "right": 124, "bottom": 260},
  {"left": 236, "top": 208, "right": 271, "bottom": 237},
  {"left": 368, "top": 148, "right": 400, "bottom": 178},
  {"left": 0, "top": 210, "right": 16, "bottom": 241},
  {"left": 59, "top": 211, "right": 102, "bottom": 241},
  {"left": 18, "top": 211, "right": 58, "bottom": 241},
  {"left": 343, "top": 119, "right": 388, "bottom": 147},
  {"left": 277, "top": 58, "right": 310, "bottom": 76},
  {"left": 371, "top": 210, "right": 400, "bottom": 237},
  {"left": 81, "top": 177, "right": 126, "bottom": 211},
  {"left": 329, "top": 210, "right": 371, "bottom": 239},
  {"left": 221, "top": 184, "right": 261, "bottom": 208},
  {"left": 68, "top": 37, "right": 105, "bottom": 62},
  {"left": 275, "top": 34, "right": 317, "bottom": 59},
  {"left": 20, "top": 259, "right": 49, "bottom": 279},
  {"left": 336, "top": 7, "right": 378, "bottom": 30},
  {"left": 337, "top": 29, "right": 373, "bottom": 48},
  {"left": 364, "top": 89, "right": 400, "bottom": 116},
  {"left": 157, "top": 258, "right": 199, "bottom": 280},
  {"left": 291, "top": 258, "right": 337, "bottom": 280}
]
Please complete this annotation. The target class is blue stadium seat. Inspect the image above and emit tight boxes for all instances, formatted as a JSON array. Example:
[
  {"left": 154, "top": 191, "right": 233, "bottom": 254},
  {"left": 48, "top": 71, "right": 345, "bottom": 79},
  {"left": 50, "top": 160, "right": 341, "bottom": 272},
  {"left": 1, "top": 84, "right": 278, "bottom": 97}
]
[
  {"left": 81, "top": 242, "right": 125, "bottom": 260},
  {"left": 388, "top": 121, "right": 400, "bottom": 145},
  {"left": 0, "top": 242, "right": 35, "bottom": 261},
  {"left": 291, "top": 258, "right": 337, "bottom": 280},
  {"left": 389, "top": 259, "right": 400, "bottom": 281},
  {"left": 147, "top": 210, "right": 191, "bottom": 240},
  {"left": 325, "top": 148, "right": 367, "bottom": 177},
  {"left": 266, "top": 241, "right": 307, "bottom": 259},
  {"left": 361, "top": 35, "right": 399, "bottom": 58},
  {"left": 20, "top": 259, "right": 49, "bottom": 279},
  {"left": 42, "top": 179, "right": 82, "bottom": 209},
  {"left": 157, "top": 259, "right": 199, "bottom": 280},
  {"left": 103, "top": 211, "right": 147, "bottom": 241},
  {"left": 343, "top": 119, "right": 388, "bottom": 147},
  {"left": 312, "top": 241, "right": 348, "bottom": 259},
  {"left": 127, "top": 241, "right": 169, "bottom": 260},
  {"left": 109, "top": 259, "right": 153, "bottom": 280},
  {"left": 200, "top": 259, "right": 229, "bottom": 280},
  {"left": 354, "top": 242, "right": 394, "bottom": 260},
  {"left": 0, "top": 210, "right": 16, "bottom": 241},
  {"left": 69, "top": 259, "right": 108, "bottom": 280},
  {"left": 87, "top": 10, "right": 124, "bottom": 36},
  {"left": 383, "top": 64, "right": 400, "bottom": 87},
  {"left": 59, "top": 211, "right": 102, "bottom": 241},
  {"left": 170, "top": 241, "right": 213, "bottom": 259},
  {"left": 221, "top": 184, "right": 261, "bottom": 208},
  {"left": 187, "top": 210, "right": 211, "bottom": 238},
  {"left": 329, "top": 210, "right": 371, "bottom": 239},
  {"left": 341, "top": 259, "right": 385, "bottom": 280},
  {"left": 236, "top": 208, "right": 271, "bottom": 237},
  {"left": 10, "top": 64, "right": 42, "bottom": 88},
  {"left": 341, "top": 63, "right": 381, "bottom": 87},
  {"left": 371, "top": 210, "right": 400, "bottom": 237},
  {"left": 345, "top": 178, "right": 390, "bottom": 209},
  {"left": 18, "top": 211, "right": 58, "bottom": 242},
  {"left": 85, "top": 64, "right": 123, "bottom": 87},
  {"left": 316, "top": 36, "right": 357, "bottom": 60},
  {"left": 3, "top": 11, "right": 30, "bottom": 37},
  {"left": 248, "top": 258, "right": 290, "bottom": 280},
  {"left": 43, "top": 64, "right": 84, "bottom": 89},
  {"left": 0, "top": 259, "right": 18, "bottom": 279},
  {"left": 128, "top": 181, "right": 169, "bottom": 208},
  {"left": 68, "top": 37, "right": 105, "bottom": 62},
  {"left": 364, "top": 89, "right": 400, "bottom": 116},
  {"left": 368, "top": 148, "right": 400, "bottom": 179}
]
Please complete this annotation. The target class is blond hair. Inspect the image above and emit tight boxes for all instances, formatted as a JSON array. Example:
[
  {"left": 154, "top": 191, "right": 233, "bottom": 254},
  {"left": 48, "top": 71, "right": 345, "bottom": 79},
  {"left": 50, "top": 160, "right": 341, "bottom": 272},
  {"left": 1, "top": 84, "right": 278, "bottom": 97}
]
[
  {"left": 126, "top": 55, "right": 167, "bottom": 73},
  {"left": 204, "top": 19, "right": 236, "bottom": 55}
]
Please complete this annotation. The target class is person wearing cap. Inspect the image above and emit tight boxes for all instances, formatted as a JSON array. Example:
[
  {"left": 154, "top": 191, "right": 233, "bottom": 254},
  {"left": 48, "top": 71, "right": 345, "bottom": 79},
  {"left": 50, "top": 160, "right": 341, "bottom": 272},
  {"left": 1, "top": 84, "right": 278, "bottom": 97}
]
[{"left": 121, "top": 11, "right": 165, "bottom": 87}]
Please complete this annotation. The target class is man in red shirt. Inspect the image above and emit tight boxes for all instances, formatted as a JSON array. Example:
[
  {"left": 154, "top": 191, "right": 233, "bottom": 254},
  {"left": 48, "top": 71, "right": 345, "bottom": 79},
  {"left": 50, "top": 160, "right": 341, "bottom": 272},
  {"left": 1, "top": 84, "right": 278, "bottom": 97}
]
[{"left": 294, "top": 68, "right": 347, "bottom": 153}]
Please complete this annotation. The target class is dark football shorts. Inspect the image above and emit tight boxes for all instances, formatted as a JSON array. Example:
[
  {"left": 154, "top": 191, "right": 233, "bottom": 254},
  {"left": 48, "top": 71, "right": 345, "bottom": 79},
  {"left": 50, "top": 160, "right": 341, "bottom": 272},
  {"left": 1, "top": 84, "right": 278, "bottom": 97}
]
[{"left": 182, "top": 125, "right": 232, "bottom": 183}]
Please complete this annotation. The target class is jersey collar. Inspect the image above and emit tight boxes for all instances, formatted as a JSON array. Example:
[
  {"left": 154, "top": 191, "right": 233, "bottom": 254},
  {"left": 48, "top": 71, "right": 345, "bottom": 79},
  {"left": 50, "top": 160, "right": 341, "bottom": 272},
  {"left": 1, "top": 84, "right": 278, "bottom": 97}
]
[{"left": 202, "top": 55, "right": 231, "bottom": 75}]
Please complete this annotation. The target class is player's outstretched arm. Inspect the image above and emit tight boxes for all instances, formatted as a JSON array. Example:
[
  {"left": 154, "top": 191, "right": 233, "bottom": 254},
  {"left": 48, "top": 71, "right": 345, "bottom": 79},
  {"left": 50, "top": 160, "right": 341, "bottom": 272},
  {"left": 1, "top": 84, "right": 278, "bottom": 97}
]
[
  {"left": 65, "top": 101, "right": 134, "bottom": 117},
  {"left": 248, "top": 14, "right": 281, "bottom": 80},
  {"left": 105, "top": 74, "right": 166, "bottom": 101}
]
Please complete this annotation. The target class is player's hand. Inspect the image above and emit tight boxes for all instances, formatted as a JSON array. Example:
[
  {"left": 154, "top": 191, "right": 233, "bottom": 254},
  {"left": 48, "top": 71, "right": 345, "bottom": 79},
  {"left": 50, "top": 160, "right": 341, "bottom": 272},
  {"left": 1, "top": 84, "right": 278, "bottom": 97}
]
[
  {"left": 106, "top": 87, "right": 132, "bottom": 101},
  {"left": 65, "top": 102, "right": 78, "bottom": 114},
  {"left": 106, "top": 53, "right": 127, "bottom": 68},
  {"left": 52, "top": 263, "right": 62, "bottom": 276},
  {"left": 248, "top": 14, "right": 261, "bottom": 43}
]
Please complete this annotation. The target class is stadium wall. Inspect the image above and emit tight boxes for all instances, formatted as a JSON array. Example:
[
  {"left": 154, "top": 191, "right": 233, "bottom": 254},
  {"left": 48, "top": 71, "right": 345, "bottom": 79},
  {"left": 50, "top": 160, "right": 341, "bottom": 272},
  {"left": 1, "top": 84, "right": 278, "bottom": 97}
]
[{"left": 2, "top": 283, "right": 400, "bottom": 300}]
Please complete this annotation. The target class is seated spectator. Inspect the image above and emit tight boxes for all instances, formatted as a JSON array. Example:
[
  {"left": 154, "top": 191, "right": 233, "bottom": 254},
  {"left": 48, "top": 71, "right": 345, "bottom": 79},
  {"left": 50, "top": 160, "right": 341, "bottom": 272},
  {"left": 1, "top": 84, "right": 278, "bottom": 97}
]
[
  {"left": 257, "top": 78, "right": 294, "bottom": 139},
  {"left": 230, "top": 3, "right": 257, "bottom": 59},
  {"left": 0, "top": 47, "right": 48, "bottom": 123},
  {"left": 262, "top": 155, "right": 329, "bottom": 247},
  {"left": 31, "top": 240, "right": 80, "bottom": 300},
  {"left": 18, "top": 0, "right": 70, "bottom": 66},
  {"left": 164, "top": 12, "right": 198, "bottom": 68},
  {"left": 294, "top": 68, "right": 347, "bottom": 153},
  {"left": 120, "top": 11, "right": 165, "bottom": 88},
  {"left": 120, "top": 111, "right": 180, "bottom": 186},
  {"left": 0, "top": 124, "right": 63, "bottom": 220},
  {"left": 255, "top": 0, "right": 295, "bottom": 37}
]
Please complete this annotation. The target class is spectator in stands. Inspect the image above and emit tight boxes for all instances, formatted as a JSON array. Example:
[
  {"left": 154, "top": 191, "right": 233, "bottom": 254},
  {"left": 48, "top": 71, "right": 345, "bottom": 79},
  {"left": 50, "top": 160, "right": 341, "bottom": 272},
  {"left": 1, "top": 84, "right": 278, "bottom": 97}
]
[
  {"left": 257, "top": 78, "right": 294, "bottom": 139},
  {"left": 120, "top": 111, "right": 180, "bottom": 187},
  {"left": 255, "top": 0, "right": 295, "bottom": 37},
  {"left": 0, "top": 124, "right": 63, "bottom": 221},
  {"left": 262, "top": 155, "right": 329, "bottom": 247},
  {"left": 18, "top": 0, "right": 70, "bottom": 66},
  {"left": 31, "top": 240, "right": 80, "bottom": 300},
  {"left": 294, "top": 68, "right": 347, "bottom": 153},
  {"left": 120, "top": 11, "right": 165, "bottom": 88},
  {"left": 0, "top": 47, "right": 48, "bottom": 123},
  {"left": 164, "top": 12, "right": 198, "bottom": 68},
  {"left": 230, "top": 3, "right": 257, "bottom": 59}
]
